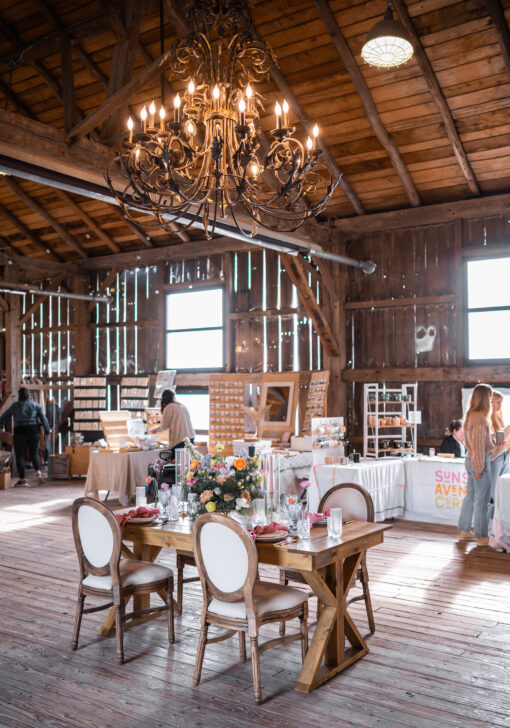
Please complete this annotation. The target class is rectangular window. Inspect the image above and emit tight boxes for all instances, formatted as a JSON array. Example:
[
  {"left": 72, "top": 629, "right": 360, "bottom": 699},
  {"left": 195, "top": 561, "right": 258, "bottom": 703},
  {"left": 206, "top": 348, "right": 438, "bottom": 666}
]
[
  {"left": 466, "top": 256, "right": 510, "bottom": 361},
  {"left": 165, "top": 287, "right": 224, "bottom": 370}
]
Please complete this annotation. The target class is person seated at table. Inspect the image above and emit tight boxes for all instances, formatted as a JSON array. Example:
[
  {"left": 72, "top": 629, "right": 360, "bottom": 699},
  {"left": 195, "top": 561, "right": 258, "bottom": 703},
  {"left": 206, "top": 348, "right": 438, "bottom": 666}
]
[
  {"left": 154, "top": 389, "right": 195, "bottom": 459},
  {"left": 439, "top": 419, "right": 465, "bottom": 457},
  {"left": 0, "top": 387, "right": 50, "bottom": 487}
]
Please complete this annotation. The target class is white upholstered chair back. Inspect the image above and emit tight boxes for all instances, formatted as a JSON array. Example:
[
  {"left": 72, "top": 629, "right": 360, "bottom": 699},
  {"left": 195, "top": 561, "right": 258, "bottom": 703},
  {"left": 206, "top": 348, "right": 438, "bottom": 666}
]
[
  {"left": 193, "top": 513, "right": 258, "bottom": 602},
  {"left": 319, "top": 483, "right": 374, "bottom": 523},
  {"left": 72, "top": 497, "right": 121, "bottom": 579}
]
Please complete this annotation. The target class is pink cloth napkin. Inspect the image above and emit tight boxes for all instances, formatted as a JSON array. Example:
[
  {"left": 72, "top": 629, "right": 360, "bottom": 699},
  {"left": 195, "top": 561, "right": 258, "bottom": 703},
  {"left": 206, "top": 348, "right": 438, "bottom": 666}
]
[
  {"left": 248, "top": 522, "right": 289, "bottom": 541},
  {"left": 115, "top": 506, "right": 160, "bottom": 528},
  {"left": 309, "top": 508, "right": 330, "bottom": 525}
]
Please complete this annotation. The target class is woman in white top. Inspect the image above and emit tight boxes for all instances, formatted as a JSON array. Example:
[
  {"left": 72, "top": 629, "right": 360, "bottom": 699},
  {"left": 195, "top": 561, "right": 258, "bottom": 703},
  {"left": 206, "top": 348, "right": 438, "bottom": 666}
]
[{"left": 156, "top": 389, "right": 195, "bottom": 458}]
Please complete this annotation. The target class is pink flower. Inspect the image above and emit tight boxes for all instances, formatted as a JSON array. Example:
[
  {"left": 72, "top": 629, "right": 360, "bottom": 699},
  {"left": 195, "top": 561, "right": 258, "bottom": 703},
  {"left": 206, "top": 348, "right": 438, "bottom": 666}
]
[
  {"left": 161, "top": 482, "right": 170, "bottom": 490},
  {"left": 223, "top": 493, "right": 233, "bottom": 501},
  {"left": 200, "top": 490, "right": 214, "bottom": 503},
  {"left": 299, "top": 480, "right": 311, "bottom": 489}
]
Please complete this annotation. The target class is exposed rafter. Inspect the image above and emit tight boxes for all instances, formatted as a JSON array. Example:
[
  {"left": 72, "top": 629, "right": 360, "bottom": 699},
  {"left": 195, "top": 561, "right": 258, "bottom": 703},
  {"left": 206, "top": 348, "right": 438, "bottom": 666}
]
[
  {"left": 280, "top": 253, "right": 339, "bottom": 358},
  {"left": 55, "top": 190, "right": 120, "bottom": 253},
  {"left": 392, "top": 0, "right": 480, "bottom": 196},
  {"left": 4, "top": 177, "right": 88, "bottom": 258},
  {"left": 0, "top": 200, "right": 59, "bottom": 260},
  {"left": 486, "top": 0, "right": 510, "bottom": 81},
  {"left": 314, "top": 0, "right": 421, "bottom": 208}
]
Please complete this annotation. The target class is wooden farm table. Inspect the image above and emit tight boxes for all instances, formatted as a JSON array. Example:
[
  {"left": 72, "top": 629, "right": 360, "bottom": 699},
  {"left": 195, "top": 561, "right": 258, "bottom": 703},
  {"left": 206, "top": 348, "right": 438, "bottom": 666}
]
[{"left": 101, "top": 518, "right": 390, "bottom": 693}]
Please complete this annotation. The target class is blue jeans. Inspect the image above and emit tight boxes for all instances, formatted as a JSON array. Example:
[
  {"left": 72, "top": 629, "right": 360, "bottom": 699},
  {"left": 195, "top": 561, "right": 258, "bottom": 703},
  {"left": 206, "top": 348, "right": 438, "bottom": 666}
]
[{"left": 458, "top": 454, "right": 492, "bottom": 538}]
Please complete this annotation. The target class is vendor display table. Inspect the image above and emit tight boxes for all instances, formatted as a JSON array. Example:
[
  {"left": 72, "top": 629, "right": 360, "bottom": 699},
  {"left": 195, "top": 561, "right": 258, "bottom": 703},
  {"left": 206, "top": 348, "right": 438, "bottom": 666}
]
[
  {"left": 309, "top": 458, "right": 405, "bottom": 521},
  {"left": 84, "top": 449, "right": 158, "bottom": 505},
  {"left": 490, "top": 474, "right": 510, "bottom": 552},
  {"left": 403, "top": 457, "right": 467, "bottom": 525}
]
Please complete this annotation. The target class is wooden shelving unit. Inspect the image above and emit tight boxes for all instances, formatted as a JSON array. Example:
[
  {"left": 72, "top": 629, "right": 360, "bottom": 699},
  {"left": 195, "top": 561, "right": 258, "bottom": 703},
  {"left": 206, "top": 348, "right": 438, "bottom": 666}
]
[
  {"left": 363, "top": 382, "right": 418, "bottom": 459},
  {"left": 73, "top": 376, "right": 107, "bottom": 435}
]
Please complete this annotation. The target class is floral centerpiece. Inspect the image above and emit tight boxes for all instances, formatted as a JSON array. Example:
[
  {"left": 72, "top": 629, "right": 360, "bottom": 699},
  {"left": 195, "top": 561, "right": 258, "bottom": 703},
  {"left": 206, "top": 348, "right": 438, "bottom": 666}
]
[{"left": 184, "top": 439, "right": 263, "bottom": 519}]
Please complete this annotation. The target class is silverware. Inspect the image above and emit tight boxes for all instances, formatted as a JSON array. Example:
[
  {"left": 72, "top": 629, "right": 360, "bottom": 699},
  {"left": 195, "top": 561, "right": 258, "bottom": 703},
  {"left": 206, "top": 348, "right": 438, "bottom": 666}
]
[{"left": 275, "top": 536, "right": 299, "bottom": 547}]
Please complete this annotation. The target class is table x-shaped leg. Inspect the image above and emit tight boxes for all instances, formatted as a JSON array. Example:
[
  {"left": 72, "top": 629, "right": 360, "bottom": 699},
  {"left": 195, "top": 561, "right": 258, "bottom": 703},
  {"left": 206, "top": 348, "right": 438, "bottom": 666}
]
[{"left": 294, "top": 549, "right": 367, "bottom": 692}]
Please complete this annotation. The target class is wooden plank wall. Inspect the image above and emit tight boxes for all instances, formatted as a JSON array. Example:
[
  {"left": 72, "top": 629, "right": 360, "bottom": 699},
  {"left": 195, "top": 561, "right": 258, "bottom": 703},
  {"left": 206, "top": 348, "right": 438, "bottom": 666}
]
[{"left": 344, "top": 214, "right": 510, "bottom": 447}]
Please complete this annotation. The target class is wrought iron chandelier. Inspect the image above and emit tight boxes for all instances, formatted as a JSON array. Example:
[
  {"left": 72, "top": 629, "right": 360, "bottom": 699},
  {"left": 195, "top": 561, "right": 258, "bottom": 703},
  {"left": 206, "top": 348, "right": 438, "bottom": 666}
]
[{"left": 106, "top": 0, "right": 340, "bottom": 239}]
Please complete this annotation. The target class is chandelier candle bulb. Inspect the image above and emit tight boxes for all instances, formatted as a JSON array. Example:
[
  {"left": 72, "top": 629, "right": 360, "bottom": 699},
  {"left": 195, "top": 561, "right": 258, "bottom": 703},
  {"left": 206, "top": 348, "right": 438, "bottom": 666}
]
[
  {"left": 246, "top": 83, "right": 253, "bottom": 110},
  {"left": 187, "top": 120, "right": 195, "bottom": 137},
  {"left": 313, "top": 124, "right": 319, "bottom": 148},
  {"left": 282, "top": 99, "right": 289, "bottom": 127},
  {"left": 187, "top": 79, "right": 195, "bottom": 103},
  {"left": 238, "top": 97, "right": 246, "bottom": 126},
  {"left": 149, "top": 101, "right": 156, "bottom": 127},
  {"left": 275, "top": 101, "right": 282, "bottom": 129},
  {"left": 173, "top": 93, "right": 181, "bottom": 122},
  {"left": 159, "top": 106, "right": 166, "bottom": 130},
  {"left": 127, "top": 116, "right": 133, "bottom": 143},
  {"left": 213, "top": 84, "right": 220, "bottom": 109},
  {"left": 306, "top": 136, "right": 313, "bottom": 151},
  {"left": 140, "top": 106, "right": 147, "bottom": 132}
]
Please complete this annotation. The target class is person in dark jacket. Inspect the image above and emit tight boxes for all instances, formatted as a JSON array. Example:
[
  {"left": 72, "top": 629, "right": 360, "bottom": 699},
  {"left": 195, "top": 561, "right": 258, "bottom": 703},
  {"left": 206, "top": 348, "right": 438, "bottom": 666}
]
[
  {"left": 439, "top": 419, "right": 465, "bottom": 458},
  {"left": 0, "top": 388, "right": 50, "bottom": 486}
]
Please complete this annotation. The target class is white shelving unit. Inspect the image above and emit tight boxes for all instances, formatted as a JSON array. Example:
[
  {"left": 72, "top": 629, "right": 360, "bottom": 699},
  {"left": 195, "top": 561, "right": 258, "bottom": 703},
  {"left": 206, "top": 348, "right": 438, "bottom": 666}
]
[{"left": 363, "top": 382, "right": 418, "bottom": 459}]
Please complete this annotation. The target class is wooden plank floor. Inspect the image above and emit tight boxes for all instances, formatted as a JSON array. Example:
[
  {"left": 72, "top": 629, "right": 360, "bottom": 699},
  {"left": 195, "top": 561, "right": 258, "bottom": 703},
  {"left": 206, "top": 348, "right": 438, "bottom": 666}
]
[{"left": 1, "top": 482, "right": 510, "bottom": 728}]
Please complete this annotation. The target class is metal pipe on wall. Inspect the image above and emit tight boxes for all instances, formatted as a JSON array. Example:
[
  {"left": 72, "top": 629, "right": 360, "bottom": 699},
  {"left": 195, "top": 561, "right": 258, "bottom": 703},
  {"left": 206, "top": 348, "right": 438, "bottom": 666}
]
[{"left": 0, "top": 280, "right": 112, "bottom": 303}]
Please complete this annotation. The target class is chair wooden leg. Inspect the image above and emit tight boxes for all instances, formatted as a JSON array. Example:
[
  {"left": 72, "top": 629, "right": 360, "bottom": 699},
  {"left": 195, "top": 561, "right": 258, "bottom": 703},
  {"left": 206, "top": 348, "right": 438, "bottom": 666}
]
[
  {"left": 279, "top": 570, "right": 288, "bottom": 637},
  {"left": 250, "top": 637, "right": 262, "bottom": 703},
  {"left": 360, "top": 556, "right": 375, "bottom": 634},
  {"left": 299, "top": 603, "right": 308, "bottom": 662},
  {"left": 176, "top": 554, "right": 184, "bottom": 616},
  {"left": 239, "top": 630, "right": 246, "bottom": 662},
  {"left": 166, "top": 579, "right": 175, "bottom": 644},
  {"left": 71, "top": 593, "right": 85, "bottom": 650},
  {"left": 114, "top": 591, "right": 125, "bottom": 664},
  {"left": 193, "top": 622, "right": 208, "bottom": 686}
]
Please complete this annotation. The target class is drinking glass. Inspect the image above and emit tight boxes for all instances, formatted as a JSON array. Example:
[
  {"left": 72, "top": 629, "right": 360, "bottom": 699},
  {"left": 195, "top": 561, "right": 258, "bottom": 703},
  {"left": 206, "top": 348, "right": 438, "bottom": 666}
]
[
  {"left": 187, "top": 492, "right": 199, "bottom": 518},
  {"left": 285, "top": 496, "right": 302, "bottom": 537},
  {"left": 135, "top": 486, "right": 147, "bottom": 508},
  {"left": 327, "top": 507, "right": 342, "bottom": 538},
  {"left": 168, "top": 495, "right": 179, "bottom": 521},
  {"left": 253, "top": 498, "right": 266, "bottom": 525},
  {"left": 297, "top": 511, "right": 311, "bottom": 540},
  {"left": 158, "top": 489, "right": 170, "bottom": 517}
]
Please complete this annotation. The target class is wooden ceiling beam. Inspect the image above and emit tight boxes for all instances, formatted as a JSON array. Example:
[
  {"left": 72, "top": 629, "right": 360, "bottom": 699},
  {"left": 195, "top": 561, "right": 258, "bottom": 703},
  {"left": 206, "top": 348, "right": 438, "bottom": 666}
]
[
  {"left": 55, "top": 191, "right": 120, "bottom": 253},
  {"left": 314, "top": 0, "right": 421, "bottom": 208},
  {"left": 4, "top": 178, "right": 88, "bottom": 259},
  {"left": 60, "top": 35, "right": 75, "bottom": 134},
  {"left": 0, "top": 200, "right": 59, "bottom": 260},
  {"left": 111, "top": 208, "right": 153, "bottom": 248},
  {"left": 392, "top": 0, "right": 480, "bottom": 196},
  {"left": 486, "top": 1, "right": 510, "bottom": 84},
  {"left": 0, "top": 78, "right": 34, "bottom": 119},
  {"left": 334, "top": 191, "right": 510, "bottom": 235},
  {"left": 82, "top": 235, "right": 257, "bottom": 271},
  {"left": 280, "top": 253, "right": 339, "bottom": 357},
  {"left": 65, "top": 46, "right": 174, "bottom": 143}
]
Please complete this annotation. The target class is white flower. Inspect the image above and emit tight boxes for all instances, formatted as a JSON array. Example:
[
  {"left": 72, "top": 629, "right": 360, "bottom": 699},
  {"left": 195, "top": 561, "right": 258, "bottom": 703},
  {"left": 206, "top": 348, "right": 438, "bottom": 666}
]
[
  {"left": 235, "top": 498, "right": 245, "bottom": 510},
  {"left": 214, "top": 487, "right": 221, "bottom": 495}
]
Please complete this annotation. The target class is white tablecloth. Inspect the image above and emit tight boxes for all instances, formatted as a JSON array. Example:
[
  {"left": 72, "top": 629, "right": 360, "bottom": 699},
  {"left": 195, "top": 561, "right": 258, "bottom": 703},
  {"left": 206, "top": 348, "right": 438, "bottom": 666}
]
[
  {"left": 85, "top": 449, "right": 158, "bottom": 505},
  {"left": 308, "top": 458, "right": 405, "bottom": 522},
  {"left": 490, "top": 475, "right": 510, "bottom": 551},
  {"left": 403, "top": 457, "right": 467, "bottom": 525}
]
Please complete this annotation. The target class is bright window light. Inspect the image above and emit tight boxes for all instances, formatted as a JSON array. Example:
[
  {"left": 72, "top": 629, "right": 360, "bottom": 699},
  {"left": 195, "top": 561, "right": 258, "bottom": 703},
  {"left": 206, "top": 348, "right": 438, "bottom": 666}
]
[
  {"left": 166, "top": 288, "right": 223, "bottom": 330},
  {"left": 177, "top": 393, "right": 210, "bottom": 431},
  {"left": 165, "top": 287, "right": 224, "bottom": 370},
  {"left": 467, "top": 257, "right": 510, "bottom": 361}
]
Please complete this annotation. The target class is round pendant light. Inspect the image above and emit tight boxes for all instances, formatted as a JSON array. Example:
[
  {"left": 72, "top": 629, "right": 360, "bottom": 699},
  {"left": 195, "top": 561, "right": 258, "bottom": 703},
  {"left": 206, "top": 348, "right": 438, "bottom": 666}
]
[{"left": 361, "top": 1, "right": 414, "bottom": 69}]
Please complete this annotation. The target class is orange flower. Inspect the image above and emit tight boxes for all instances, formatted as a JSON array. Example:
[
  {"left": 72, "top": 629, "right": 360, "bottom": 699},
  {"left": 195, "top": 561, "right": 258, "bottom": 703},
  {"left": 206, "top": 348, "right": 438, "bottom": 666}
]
[
  {"left": 241, "top": 491, "right": 251, "bottom": 503},
  {"left": 190, "top": 460, "right": 200, "bottom": 470},
  {"left": 234, "top": 457, "right": 246, "bottom": 470},
  {"left": 287, "top": 497, "right": 295, "bottom": 504},
  {"left": 200, "top": 490, "right": 214, "bottom": 503}
]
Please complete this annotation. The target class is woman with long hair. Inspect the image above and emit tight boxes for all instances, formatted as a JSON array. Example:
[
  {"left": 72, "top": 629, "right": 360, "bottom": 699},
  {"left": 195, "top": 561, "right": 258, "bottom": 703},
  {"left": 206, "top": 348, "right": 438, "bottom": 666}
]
[
  {"left": 458, "top": 384, "right": 509, "bottom": 544},
  {"left": 439, "top": 419, "right": 465, "bottom": 458},
  {"left": 490, "top": 390, "right": 509, "bottom": 499},
  {"left": 155, "top": 389, "right": 195, "bottom": 459}
]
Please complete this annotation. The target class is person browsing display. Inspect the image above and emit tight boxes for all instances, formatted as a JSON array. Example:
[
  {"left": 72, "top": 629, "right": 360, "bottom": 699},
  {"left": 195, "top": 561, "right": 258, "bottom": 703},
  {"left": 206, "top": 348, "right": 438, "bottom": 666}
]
[
  {"left": 154, "top": 389, "right": 195, "bottom": 459},
  {"left": 490, "top": 390, "right": 509, "bottom": 499},
  {"left": 457, "top": 383, "right": 510, "bottom": 546},
  {"left": 0, "top": 387, "right": 50, "bottom": 487},
  {"left": 439, "top": 419, "right": 465, "bottom": 458}
]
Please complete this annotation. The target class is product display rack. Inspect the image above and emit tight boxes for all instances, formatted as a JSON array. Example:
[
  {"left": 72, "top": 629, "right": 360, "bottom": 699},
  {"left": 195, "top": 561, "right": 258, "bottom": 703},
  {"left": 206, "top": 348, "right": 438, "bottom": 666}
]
[
  {"left": 363, "top": 382, "right": 418, "bottom": 459},
  {"left": 73, "top": 376, "right": 107, "bottom": 434},
  {"left": 120, "top": 376, "right": 149, "bottom": 416}
]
